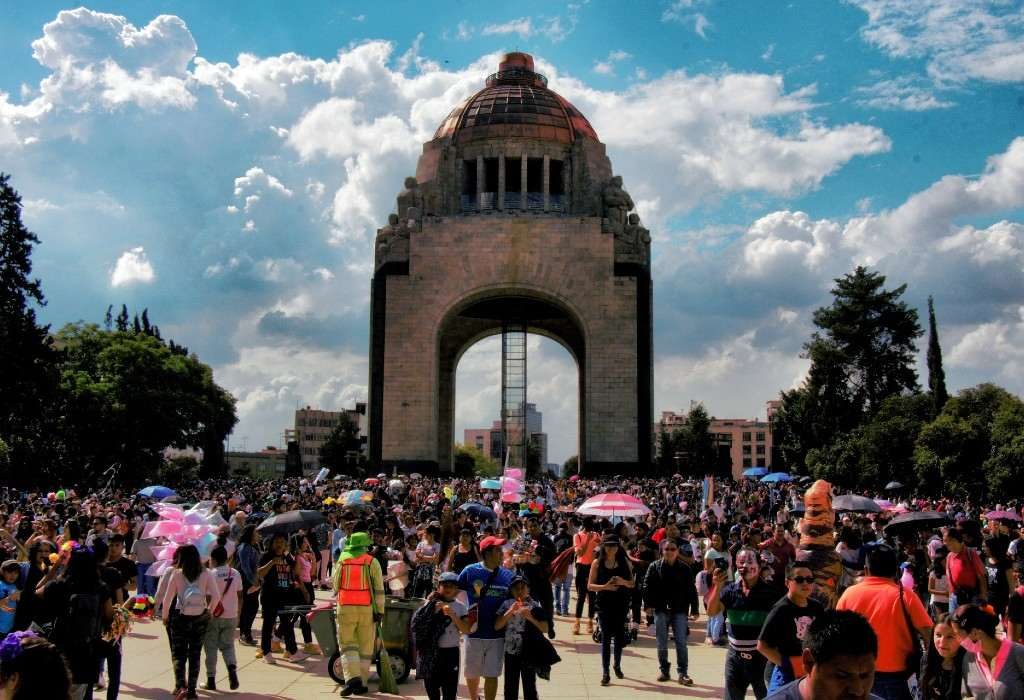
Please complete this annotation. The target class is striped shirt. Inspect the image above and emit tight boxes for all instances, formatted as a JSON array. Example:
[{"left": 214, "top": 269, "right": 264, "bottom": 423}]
[{"left": 719, "top": 581, "right": 778, "bottom": 652}]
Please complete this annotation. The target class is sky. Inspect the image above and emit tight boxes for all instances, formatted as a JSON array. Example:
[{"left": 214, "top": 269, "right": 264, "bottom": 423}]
[{"left": 2, "top": 1, "right": 1023, "bottom": 466}]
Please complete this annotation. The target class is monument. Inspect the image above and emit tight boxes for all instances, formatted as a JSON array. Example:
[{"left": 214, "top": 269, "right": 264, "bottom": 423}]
[{"left": 368, "top": 52, "right": 653, "bottom": 475}]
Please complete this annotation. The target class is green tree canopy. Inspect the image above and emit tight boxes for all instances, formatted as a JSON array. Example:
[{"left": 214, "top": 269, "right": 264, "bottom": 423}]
[{"left": 320, "top": 413, "right": 362, "bottom": 475}]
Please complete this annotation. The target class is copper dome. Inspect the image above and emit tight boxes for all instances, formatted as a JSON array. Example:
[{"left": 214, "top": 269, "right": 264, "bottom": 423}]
[{"left": 433, "top": 52, "right": 599, "bottom": 145}]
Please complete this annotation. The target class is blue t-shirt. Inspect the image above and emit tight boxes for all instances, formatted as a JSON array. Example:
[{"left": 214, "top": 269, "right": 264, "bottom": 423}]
[
  {"left": 458, "top": 562, "right": 514, "bottom": 640},
  {"left": 0, "top": 581, "right": 19, "bottom": 633}
]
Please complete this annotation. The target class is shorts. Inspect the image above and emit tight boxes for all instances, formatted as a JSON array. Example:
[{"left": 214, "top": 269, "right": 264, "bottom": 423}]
[{"left": 463, "top": 637, "right": 505, "bottom": 679}]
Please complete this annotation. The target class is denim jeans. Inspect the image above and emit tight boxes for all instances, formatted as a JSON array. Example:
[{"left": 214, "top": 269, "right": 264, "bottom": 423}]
[
  {"left": 135, "top": 563, "right": 158, "bottom": 597},
  {"left": 654, "top": 611, "right": 688, "bottom": 676},
  {"left": 706, "top": 611, "right": 726, "bottom": 644},
  {"left": 553, "top": 574, "right": 572, "bottom": 614},
  {"left": 724, "top": 648, "right": 767, "bottom": 700}
]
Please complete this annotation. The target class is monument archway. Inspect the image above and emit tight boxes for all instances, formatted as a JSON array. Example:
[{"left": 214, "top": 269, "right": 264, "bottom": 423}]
[
  {"left": 440, "top": 292, "right": 585, "bottom": 472},
  {"left": 367, "top": 52, "right": 653, "bottom": 475}
]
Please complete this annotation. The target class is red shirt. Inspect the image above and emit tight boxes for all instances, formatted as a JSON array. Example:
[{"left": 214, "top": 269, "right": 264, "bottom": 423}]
[{"left": 947, "top": 548, "right": 984, "bottom": 592}]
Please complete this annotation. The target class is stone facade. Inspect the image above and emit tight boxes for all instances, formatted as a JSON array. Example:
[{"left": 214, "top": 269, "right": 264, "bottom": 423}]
[{"left": 367, "top": 52, "right": 653, "bottom": 475}]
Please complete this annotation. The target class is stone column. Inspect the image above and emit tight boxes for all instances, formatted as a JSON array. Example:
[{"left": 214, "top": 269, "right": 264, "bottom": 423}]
[
  {"left": 520, "top": 154, "right": 528, "bottom": 210},
  {"left": 542, "top": 154, "right": 550, "bottom": 212},
  {"left": 476, "top": 155, "right": 484, "bottom": 211},
  {"left": 497, "top": 153, "right": 505, "bottom": 211}
]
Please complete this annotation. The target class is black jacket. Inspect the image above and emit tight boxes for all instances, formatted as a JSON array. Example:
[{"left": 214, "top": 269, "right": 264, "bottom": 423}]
[{"left": 642, "top": 558, "right": 699, "bottom": 616}]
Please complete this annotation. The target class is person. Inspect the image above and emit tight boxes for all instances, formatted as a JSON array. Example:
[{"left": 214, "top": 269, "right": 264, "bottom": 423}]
[
  {"left": 758, "top": 562, "right": 825, "bottom": 693},
  {"left": 444, "top": 528, "right": 480, "bottom": 577},
  {"left": 551, "top": 522, "right": 573, "bottom": 616},
  {"left": 43, "top": 548, "right": 115, "bottom": 700},
  {"left": 495, "top": 576, "right": 550, "bottom": 700},
  {"left": 202, "top": 546, "right": 241, "bottom": 692},
  {"left": 952, "top": 603, "right": 1024, "bottom": 698},
  {"left": 161, "top": 544, "right": 220, "bottom": 699},
  {"left": 129, "top": 534, "right": 159, "bottom": 597},
  {"left": 572, "top": 520, "right": 600, "bottom": 635},
  {"left": 944, "top": 528, "right": 987, "bottom": 611},
  {"left": 928, "top": 550, "right": 950, "bottom": 620},
  {"left": 292, "top": 533, "right": 318, "bottom": 653},
  {"left": 760, "top": 525, "right": 796, "bottom": 595},
  {"left": 1006, "top": 561, "right": 1024, "bottom": 643},
  {"left": 765, "top": 609, "right": 883, "bottom": 700},
  {"left": 458, "top": 535, "right": 515, "bottom": 700},
  {"left": 92, "top": 539, "right": 126, "bottom": 699},
  {"left": 234, "top": 525, "right": 260, "bottom": 646},
  {"left": 12, "top": 540, "right": 52, "bottom": 632},
  {"left": 0, "top": 561, "right": 21, "bottom": 638},
  {"left": 918, "top": 613, "right": 965, "bottom": 700},
  {"left": 0, "top": 631, "right": 73, "bottom": 699},
  {"left": 85, "top": 517, "right": 110, "bottom": 548},
  {"left": 643, "top": 537, "right": 698, "bottom": 685},
  {"left": 707, "top": 547, "right": 778, "bottom": 700},
  {"left": 516, "top": 516, "right": 556, "bottom": 639},
  {"left": 104, "top": 536, "right": 135, "bottom": 593},
  {"left": 333, "top": 531, "right": 385, "bottom": 698},
  {"left": 255, "top": 532, "right": 302, "bottom": 664},
  {"left": 837, "top": 545, "right": 933, "bottom": 700},
  {"left": 412, "top": 526, "right": 441, "bottom": 599},
  {"left": 983, "top": 537, "right": 1013, "bottom": 622},
  {"left": 588, "top": 532, "right": 634, "bottom": 686},
  {"left": 411, "top": 572, "right": 470, "bottom": 700}
]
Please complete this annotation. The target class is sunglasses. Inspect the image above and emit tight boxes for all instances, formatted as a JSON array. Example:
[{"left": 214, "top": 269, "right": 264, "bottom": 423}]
[{"left": 789, "top": 576, "right": 815, "bottom": 584}]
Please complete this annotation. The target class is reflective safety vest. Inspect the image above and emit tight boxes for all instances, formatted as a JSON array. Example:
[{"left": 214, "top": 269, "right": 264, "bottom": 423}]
[{"left": 337, "top": 553, "right": 373, "bottom": 606}]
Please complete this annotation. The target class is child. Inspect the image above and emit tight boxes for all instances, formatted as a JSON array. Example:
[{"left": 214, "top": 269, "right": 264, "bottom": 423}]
[
  {"left": 918, "top": 613, "right": 965, "bottom": 700},
  {"left": 0, "top": 561, "right": 21, "bottom": 638},
  {"left": 202, "top": 546, "right": 242, "bottom": 692},
  {"left": 410, "top": 572, "right": 470, "bottom": 700},
  {"left": 928, "top": 551, "right": 950, "bottom": 621},
  {"left": 496, "top": 576, "right": 550, "bottom": 700}
]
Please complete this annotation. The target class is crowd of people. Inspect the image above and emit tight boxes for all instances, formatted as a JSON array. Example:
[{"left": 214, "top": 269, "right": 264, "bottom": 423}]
[{"left": 0, "top": 471, "right": 1021, "bottom": 699}]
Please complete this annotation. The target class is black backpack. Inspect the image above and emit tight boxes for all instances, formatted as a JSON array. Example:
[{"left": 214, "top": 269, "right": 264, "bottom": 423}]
[{"left": 53, "top": 591, "right": 103, "bottom": 650}]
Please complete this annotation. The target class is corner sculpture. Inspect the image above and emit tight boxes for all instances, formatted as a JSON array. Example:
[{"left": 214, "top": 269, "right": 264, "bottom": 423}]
[{"left": 796, "top": 479, "right": 844, "bottom": 608}]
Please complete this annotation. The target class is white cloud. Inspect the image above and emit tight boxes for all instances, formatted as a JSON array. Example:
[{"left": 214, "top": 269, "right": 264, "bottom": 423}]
[
  {"left": 762, "top": 44, "right": 775, "bottom": 61},
  {"left": 110, "top": 246, "right": 155, "bottom": 286},
  {"left": 662, "top": 1, "right": 712, "bottom": 39},
  {"left": 854, "top": 76, "right": 956, "bottom": 111},
  {"left": 849, "top": 0, "right": 1024, "bottom": 83},
  {"left": 593, "top": 50, "right": 632, "bottom": 76},
  {"left": 481, "top": 18, "right": 534, "bottom": 39}
]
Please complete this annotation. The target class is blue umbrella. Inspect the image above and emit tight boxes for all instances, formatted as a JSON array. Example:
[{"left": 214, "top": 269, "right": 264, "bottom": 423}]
[
  {"left": 479, "top": 478, "right": 501, "bottom": 490},
  {"left": 138, "top": 485, "right": 176, "bottom": 499},
  {"left": 459, "top": 502, "right": 497, "bottom": 520},
  {"left": 760, "top": 472, "right": 793, "bottom": 483},
  {"left": 742, "top": 467, "right": 768, "bottom": 478}
]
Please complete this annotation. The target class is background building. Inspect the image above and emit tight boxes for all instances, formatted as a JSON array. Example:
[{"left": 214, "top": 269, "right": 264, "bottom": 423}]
[
  {"left": 656, "top": 400, "right": 776, "bottom": 480},
  {"left": 226, "top": 446, "right": 287, "bottom": 480},
  {"left": 294, "top": 403, "right": 367, "bottom": 472},
  {"left": 464, "top": 402, "right": 547, "bottom": 467}
]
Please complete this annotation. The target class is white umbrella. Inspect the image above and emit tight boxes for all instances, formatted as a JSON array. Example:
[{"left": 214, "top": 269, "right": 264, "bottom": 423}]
[{"left": 575, "top": 493, "right": 651, "bottom": 518}]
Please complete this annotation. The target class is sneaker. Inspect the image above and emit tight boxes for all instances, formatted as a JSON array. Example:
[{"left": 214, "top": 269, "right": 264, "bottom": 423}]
[
  {"left": 263, "top": 652, "right": 276, "bottom": 665},
  {"left": 284, "top": 650, "right": 307, "bottom": 662},
  {"left": 271, "top": 639, "right": 284, "bottom": 653},
  {"left": 678, "top": 675, "right": 694, "bottom": 686},
  {"left": 600, "top": 674, "right": 610, "bottom": 686},
  {"left": 255, "top": 649, "right": 265, "bottom": 659},
  {"left": 304, "top": 642, "right": 321, "bottom": 654},
  {"left": 657, "top": 672, "right": 671, "bottom": 682},
  {"left": 96, "top": 672, "right": 106, "bottom": 690},
  {"left": 239, "top": 635, "right": 256, "bottom": 646}
]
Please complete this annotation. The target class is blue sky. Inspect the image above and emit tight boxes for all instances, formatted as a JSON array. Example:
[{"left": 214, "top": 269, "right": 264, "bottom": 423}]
[{"left": 2, "top": 1, "right": 1023, "bottom": 464}]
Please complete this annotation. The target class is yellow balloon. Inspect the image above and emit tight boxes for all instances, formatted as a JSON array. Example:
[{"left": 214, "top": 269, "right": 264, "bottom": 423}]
[{"left": 443, "top": 486, "right": 453, "bottom": 497}]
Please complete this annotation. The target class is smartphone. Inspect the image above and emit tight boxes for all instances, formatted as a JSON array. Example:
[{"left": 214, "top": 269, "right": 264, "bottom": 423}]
[{"left": 714, "top": 557, "right": 728, "bottom": 571}]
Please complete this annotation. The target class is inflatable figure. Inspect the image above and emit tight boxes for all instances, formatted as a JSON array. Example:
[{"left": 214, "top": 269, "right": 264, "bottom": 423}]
[{"left": 796, "top": 479, "right": 844, "bottom": 608}]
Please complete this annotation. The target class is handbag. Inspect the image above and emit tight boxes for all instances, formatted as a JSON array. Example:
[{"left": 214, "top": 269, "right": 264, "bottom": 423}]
[
  {"left": 897, "top": 582, "right": 925, "bottom": 680},
  {"left": 465, "top": 568, "right": 499, "bottom": 634},
  {"left": 211, "top": 574, "right": 234, "bottom": 618}
]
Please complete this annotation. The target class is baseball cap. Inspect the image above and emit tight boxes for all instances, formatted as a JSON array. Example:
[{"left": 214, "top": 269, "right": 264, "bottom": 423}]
[
  {"left": 438, "top": 571, "right": 459, "bottom": 584},
  {"left": 479, "top": 535, "right": 507, "bottom": 551},
  {"left": 677, "top": 541, "right": 693, "bottom": 556}
]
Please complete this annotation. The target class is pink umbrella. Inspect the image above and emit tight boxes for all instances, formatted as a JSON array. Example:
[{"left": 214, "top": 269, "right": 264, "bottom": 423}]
[
  {"left": 568, "top": 475, "right": 580, "bottom": 482},
  {"left": 874, "top": 498, "right": 894, "bottom": 510},
  {"left": 576, "top": 493, "right": 650, "bottom": 518},
  {"left": 986, "top": 510, "right": 1021, "bottom": 522}
]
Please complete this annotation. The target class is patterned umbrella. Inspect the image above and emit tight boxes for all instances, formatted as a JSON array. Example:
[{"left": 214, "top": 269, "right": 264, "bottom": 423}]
[
  {"left": 575, "top": 493, "right": 650, "bottom": 518},
  {"left": 985, "top": 510, "right": 1021, "bottom": 522}
]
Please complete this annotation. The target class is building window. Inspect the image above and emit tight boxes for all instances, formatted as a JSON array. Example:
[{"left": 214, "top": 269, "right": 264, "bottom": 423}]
[
  {"left": 742, "top": 432, "right": 752, "bottom": 442},
  {"left": 756, "top": 445, "right": 765, "bottom": 455},
  {"left": 755, "top": 458, "right": 766, "bottom": 467},
  {"left": 463, "top": 159, "right": 477, "bottom": 196},
  {"left": 756, "top": 432, "right": 766, "bottom": 442},
  {"left": 743, "top": 457, "right": 752, "bottom": 468},
  {"left": 742, "top": 445, "right": 752, "bottom": 455}
]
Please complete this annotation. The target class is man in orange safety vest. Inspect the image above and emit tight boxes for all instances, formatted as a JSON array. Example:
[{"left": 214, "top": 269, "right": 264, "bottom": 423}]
[{"left": 332, "top": 531, "right": 386, "bottom": 697}]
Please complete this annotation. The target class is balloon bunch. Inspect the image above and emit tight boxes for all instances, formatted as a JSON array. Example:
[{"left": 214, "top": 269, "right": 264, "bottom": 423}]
[
  {"left": 500, "top": 475, "right": 525, "bottom": 504},
  {"left": 142, "top": 501, "right": 228, "bottom": 577}
]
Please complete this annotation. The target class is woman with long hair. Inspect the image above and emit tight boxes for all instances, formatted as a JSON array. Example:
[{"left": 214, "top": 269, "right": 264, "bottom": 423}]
[
  {"left": 919, "top": 613, "right": 965, "bottom": 699},
  {"left": 235, "top": 525, "right": 261, "bottom": 646},
  {"left": 0, "top": 633, "right": 72, "bottom": 700},
  {"left": 13, "top": 539, "right": 53, "bottom": 631},
  {"left": 444, "top": 528, "right": 480, "bottom": 576},
  {"left": 983, "top": 537, "right": 1013, "bottom": 622},
  {"left": 952, "top": 603, "right": 1024, "bottom": 698},
  {"left": 161, "top": 544, "right": 220, "bottom": 699},
  {"left": 588, "top": 532, "right": 634, "bottom": 686},
  {"left": 411, "top": 525, "right": 441, "bottom": 599},
  {"left": 255, "top": 533, "right": 301, "bottom": 664}
]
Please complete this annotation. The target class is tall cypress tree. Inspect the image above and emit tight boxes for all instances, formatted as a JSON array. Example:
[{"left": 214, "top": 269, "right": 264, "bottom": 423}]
[{"left": 926, "top": 295, "right": 949, "bottom": 415}]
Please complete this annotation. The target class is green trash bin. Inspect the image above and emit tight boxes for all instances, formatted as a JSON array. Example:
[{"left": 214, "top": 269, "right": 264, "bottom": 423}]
[{"left": 378, "top": 596, "right": 423, "bottom": 684}]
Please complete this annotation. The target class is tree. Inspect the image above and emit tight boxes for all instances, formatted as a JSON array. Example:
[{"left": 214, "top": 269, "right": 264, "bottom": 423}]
[
  {"left": 675, "top": 404, "right": 717, "bottom": 477},
  {"left": 774, "top": 267, "right": 923, "bottom": 474},
  {"left": 656, "top": 429, "right": 677, "bottom": 473},
  {"left": 320, "top": 413, "right": 362, "bottom": 474},
  {"left": 0, "top": 173, "right": 61, "bottom": 479},
  {"left": 926, "top": 296, "right": 949, "bottom": 416},
  {"left": 452, "top": 443, "right": 499, "bottom": 477},
  {"left": 563, "top": 455, "right": 578, "bottom": 476},
  {"left": 55, "top": 322, "right": 237, "bottom": 485}
]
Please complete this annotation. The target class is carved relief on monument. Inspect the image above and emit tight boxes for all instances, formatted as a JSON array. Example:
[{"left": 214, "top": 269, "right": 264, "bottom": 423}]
[
  {"left": 601, "top": 175, "right": 634, "bottom": 234},
  {"left": 374, "top": 213, "right": 410, "bottom": 269},
  {"left": 603, "top": 176, "right": 649, "bottom": 266},
  {"left": 397, "top": 176, "right": 424, "bottom": 227}
]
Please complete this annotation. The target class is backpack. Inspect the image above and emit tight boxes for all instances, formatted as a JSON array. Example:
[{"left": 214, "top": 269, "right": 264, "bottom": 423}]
[
  {"left": 177, "top": 577, "right": 207, "bottom": 616},
  {"left": 54, "top": 591, "right": 102, "bottom": 650}
]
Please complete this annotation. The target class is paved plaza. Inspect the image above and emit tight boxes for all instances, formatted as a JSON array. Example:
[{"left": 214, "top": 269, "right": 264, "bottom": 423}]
[{"left": 120, "top": 590, "right": 732, "bottom": 699}]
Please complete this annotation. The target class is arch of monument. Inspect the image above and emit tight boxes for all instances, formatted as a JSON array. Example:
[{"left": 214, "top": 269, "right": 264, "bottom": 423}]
[{"left": 368, "top": 52, "right": 653, "bottom": 475}]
